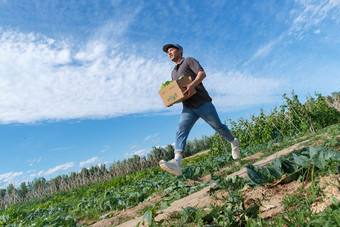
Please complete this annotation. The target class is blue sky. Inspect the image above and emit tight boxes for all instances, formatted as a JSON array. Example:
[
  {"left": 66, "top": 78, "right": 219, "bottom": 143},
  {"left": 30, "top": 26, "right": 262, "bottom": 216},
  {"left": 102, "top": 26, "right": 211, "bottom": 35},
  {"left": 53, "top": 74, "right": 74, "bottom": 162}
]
[{"left": 0, "top": 0, "right": 339, "bottom": 188}]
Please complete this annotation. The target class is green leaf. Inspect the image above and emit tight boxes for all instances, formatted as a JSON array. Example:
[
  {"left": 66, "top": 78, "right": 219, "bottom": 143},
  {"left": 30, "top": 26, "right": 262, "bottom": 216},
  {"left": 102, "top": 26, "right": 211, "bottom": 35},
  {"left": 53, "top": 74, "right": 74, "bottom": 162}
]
[
  {"left": 182, "top": 166, "right": 195, "bottom": 179},
  {"left": 273, "top": 158, "right": 283, "bottom": 175},
  {"left": 161, "top": 81, "right": 172, "bottom": 89},
  {"left": 0, "top": 214, "right": 9, "bottom": 223},
  {"left": 159, "top": 202, "right": 169, "bottom": 210},
  {"left": 309, "top": 146, "right": 322, "bottom": 160},
  {"left": 245, "top": 204, "right": 260, "bottom": 218},
  {"left": 267, "top": 167, "right": 282, "bottom": 179},
  {"left": 202, "top": 208, "right": 219, "bottom": 222},
  {"left": 323, "top": 149, "right": 340, "bottom": 161},
  {"left": 281, "top": 168, "right": 304, "bottom": 184},
  {"left": 280, "top": 158, "right": 297, "bottom": 174},
  {"left": 246, "top": 165, "right": 275, "bottom": 185},
  {"left": 181, "top": 206, "right": 197, "bottom": 223},
  {"left": 144, "top": 210, "right": 152, "bottom": 225},
  {"left": 195, "top": 167, "right": 201, "bottom": 175},
  {"left": 293, "top": 153, "right": 309, "bottom": 168},
  {"left": 246, "top": 165, "right": 263, "bottom": 185},
  {"left": 329, "top": 196, "right": 340, "bottom": 209}
]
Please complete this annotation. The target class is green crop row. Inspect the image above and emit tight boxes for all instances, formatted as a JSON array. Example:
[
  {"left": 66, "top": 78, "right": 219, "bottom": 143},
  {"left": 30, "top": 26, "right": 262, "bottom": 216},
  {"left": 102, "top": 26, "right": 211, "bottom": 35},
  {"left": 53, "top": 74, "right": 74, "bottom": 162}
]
[
  {"left": 139, "top": 146, "right": 340, "bottom": 226},
  {"left": 246, "top": 146, "right": 340, "bottom": 186},
  {"left": 1, "top": 123, "right": 339, "bottom": 226}
]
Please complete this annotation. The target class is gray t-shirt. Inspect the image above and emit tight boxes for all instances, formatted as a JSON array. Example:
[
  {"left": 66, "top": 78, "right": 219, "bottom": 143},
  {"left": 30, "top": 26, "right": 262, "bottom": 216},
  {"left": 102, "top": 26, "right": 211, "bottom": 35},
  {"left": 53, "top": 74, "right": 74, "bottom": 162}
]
[{"left": 171, "top": 57, "right": 212, "bottom": 108}]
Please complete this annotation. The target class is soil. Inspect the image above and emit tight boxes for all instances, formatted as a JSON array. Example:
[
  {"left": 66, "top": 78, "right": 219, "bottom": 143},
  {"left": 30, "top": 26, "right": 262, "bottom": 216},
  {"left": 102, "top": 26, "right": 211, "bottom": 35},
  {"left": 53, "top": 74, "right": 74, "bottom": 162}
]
[
  {"left": 243, "top": 180, "right": 302, "bottom": 219},
  {"left": 310, "top": 174, "right": 340, "bottom": 213},
  {"left": 243, "top": 174, "right": 340, "bottom": 219},
  {"left": 312, "top": 139, "right": 324, "bottom": 147},
  {"left": 91, "top": 137, "right": 338, "bottom": 227},
  {"left": 91, "top": 195, "right": 164, "bottom": 227}
]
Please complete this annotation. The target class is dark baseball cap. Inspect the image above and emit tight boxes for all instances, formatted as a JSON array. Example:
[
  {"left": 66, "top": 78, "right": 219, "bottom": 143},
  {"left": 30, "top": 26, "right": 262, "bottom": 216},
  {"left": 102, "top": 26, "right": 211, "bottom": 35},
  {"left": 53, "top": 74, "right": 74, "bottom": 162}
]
[{"left": 163, "top": 44, "right": 183, "bottom": 53}]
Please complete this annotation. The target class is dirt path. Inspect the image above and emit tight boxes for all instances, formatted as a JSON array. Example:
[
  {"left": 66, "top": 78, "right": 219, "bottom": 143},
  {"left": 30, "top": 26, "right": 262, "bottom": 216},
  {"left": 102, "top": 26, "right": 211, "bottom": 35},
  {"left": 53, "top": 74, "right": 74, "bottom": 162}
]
[
  {"left": 92, "top": 139, "right": 310, "bottom": 227},
  {"left": 243, "top": 174, "right": 340, "bottom": 219}
]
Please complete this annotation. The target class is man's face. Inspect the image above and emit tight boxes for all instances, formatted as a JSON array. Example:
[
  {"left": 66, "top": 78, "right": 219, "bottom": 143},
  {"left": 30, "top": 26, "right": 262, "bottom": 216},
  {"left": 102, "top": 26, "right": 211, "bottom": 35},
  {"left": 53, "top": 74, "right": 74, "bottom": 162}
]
[{"left": 167, "top": 47, "right": 182, "bottom": 62}]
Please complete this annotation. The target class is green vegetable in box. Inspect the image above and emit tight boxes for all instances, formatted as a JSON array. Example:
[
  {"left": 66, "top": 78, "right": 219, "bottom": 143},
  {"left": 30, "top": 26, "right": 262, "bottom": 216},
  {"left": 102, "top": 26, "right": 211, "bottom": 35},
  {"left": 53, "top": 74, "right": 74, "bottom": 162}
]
[
  {"left": 161, "top": 81, "right": 172, "bottom": 89},
  {"left": 160, "top": 75, "right": 185, "bottom": 89}
]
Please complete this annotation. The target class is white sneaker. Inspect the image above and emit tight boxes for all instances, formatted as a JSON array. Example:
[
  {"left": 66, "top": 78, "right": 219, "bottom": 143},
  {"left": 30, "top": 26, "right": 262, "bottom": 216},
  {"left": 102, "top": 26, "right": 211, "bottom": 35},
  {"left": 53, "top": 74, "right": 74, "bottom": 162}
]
[
  {"left": 231, "top": 138, "right": 240, "bottom": 160},
  {"left": 159, "top": 159, "right": 182, "bottom": 176}
]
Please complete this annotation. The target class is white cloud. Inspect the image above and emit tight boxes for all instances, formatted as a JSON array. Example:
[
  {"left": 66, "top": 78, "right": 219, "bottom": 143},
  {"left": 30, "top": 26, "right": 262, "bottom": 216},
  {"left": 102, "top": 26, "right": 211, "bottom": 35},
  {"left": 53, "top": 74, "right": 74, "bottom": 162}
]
[
  {"left": 290, "top": 0, "right": 340, "bottom": 36},
  {"left": 130, "top": 144, "right": 139, "bottom": 150},
  {"left": 133, "top": 149, "right": 148, "bottom": 157},
  {"left": 124, "top": 149, "right": 150, "bottom": 158},
  {"left": 44, "top": 162, "right": 74, "bottom": 175},
  {"left": 74, "top": 40, "right": 107, "bottom": 62},
  {"left": 247, "top": 35, "right": 284, "bottom": 61},
  {"left": 0, "top": 29, "right": 171, "bottom": 124},
  {"left": 49, "top": 147, "right": 72, "bottom": 151},
  {"left": 133, "top": 149, "right": 148, "bottom": 156},
  {"left": 0, "top": 171, "right": 23, "bottom": 186},
  {"left": 144, "top": 133, "right": 158, "bottom": 141},
  {"left": 248, "top": 0, "right": 340, "bottom": 62},
  {"left": 204, "top": 70, "right": 286, "bottom": 112},
  {"left": 314, "top": 29, "right": 321, "bottom": 34},
  {"left": 79, "top": 157, "right": 99, "bottom": 167},
  {"left": 100, "top": 145, "right": 111, "bottom": 153},
  {"left": 37, "top": 170, "right": 44, "bottom": 176},
  {"left": 124, "top": 133, "right": 160, "bottom": 158},
  {"left": 27, "top": 157, "right": 42, "bottom": 167}
]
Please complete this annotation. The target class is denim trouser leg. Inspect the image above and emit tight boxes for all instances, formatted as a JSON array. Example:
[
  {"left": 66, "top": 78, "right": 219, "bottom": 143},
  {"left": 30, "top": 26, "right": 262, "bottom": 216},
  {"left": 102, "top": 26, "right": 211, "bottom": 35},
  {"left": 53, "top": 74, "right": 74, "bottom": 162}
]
[
  {"left": 175, "top": 102, "right": 234, "bottom": 153},
  {"left": 175, "top": 108, "right": 199, "bottom": 152},
  {"left": 197, "top": 102, "right": 234, "bottom": 142}
]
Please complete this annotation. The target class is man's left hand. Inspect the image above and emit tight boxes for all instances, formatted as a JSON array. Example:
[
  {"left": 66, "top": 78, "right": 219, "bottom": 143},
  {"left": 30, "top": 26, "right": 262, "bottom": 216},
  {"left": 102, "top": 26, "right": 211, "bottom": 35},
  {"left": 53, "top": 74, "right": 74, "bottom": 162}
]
[{"left": 183, "top": 83, "right": 195, "bottom": 97}]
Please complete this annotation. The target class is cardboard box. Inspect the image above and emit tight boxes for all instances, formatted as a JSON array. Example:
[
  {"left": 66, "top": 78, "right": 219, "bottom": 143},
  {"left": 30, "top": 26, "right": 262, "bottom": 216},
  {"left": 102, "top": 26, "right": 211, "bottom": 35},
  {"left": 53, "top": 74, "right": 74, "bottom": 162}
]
[{"left": 158, "top": 76, "right": 196, "bottom": 107}]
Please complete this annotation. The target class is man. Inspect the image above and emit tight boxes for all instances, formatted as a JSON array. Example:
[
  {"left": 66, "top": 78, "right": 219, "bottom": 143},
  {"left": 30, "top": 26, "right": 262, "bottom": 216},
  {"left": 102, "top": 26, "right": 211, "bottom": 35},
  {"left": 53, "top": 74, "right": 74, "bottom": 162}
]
[{"left": 159, "top": 44, "right": 240, "bottom": 176}]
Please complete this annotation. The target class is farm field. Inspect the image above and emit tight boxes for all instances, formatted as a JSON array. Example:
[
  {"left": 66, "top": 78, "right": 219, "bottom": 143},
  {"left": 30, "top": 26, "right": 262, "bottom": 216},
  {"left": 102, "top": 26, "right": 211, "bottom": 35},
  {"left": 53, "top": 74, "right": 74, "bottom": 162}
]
[
  {"left": 1, "top": 124, "right": 338, "bottom": 226},
  {"left": 96, "top": 124, "right": 340, "bottom": 226},
  {"left": 0, "top": 92, "right": 339, "bottom": 226}
]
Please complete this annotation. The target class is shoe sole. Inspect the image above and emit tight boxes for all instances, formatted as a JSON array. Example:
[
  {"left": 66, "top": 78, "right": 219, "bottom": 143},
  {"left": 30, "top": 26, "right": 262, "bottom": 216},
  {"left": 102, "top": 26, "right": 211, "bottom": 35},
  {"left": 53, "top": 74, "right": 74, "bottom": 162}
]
[{"left": 159, "top": 160, "right": 182, "bottom": 176}]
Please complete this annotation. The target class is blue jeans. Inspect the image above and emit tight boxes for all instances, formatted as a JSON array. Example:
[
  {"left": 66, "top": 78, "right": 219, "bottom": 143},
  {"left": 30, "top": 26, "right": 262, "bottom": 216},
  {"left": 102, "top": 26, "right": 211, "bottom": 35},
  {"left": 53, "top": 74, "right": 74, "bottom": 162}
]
[{"left": 175, "top": 102, "right": 235, "bottom": 152}]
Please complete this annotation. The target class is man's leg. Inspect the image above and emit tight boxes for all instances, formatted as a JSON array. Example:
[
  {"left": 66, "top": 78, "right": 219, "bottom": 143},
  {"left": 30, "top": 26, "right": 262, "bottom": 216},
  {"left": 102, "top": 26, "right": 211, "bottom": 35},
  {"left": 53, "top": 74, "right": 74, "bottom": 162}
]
[
  {"left": 175, "top": 108, "right": 200, "bottom": 155},
  {"left": 196, "top": 102, "right": 240, "bottom": 159},
  {"left": 159, "top": 107, "right": 199, "bottom": 176}
]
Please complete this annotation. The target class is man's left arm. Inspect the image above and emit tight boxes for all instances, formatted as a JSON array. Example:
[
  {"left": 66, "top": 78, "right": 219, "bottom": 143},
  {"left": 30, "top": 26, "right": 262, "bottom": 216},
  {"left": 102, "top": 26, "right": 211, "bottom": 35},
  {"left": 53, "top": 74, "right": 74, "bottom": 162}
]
[{"left": 183, "top": 70, "right": 206, "bottom": 96}]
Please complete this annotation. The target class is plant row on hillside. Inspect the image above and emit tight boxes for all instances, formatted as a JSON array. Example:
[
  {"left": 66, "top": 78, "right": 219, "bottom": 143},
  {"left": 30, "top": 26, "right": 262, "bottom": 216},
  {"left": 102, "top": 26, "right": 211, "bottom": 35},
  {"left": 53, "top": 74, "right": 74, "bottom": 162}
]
[{"left": 225, "top": 91, "right": 339, "bottom": 149}]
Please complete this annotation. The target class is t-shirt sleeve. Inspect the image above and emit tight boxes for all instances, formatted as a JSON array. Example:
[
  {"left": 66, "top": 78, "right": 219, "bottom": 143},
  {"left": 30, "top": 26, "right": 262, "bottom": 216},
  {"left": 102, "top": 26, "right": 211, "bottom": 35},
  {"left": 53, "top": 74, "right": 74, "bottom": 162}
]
[{"left": 186, "top": 57, "right": 204, "bottom": 74}]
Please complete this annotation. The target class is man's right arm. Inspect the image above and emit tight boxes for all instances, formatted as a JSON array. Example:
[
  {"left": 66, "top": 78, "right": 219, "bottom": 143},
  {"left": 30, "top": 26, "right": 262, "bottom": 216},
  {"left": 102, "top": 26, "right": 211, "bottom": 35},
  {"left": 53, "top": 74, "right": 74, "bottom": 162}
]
[{"left": 183, "top": 70, "right": 206, "bottom": 97}]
